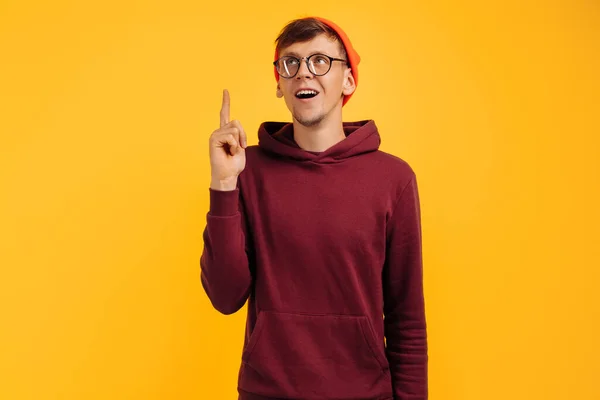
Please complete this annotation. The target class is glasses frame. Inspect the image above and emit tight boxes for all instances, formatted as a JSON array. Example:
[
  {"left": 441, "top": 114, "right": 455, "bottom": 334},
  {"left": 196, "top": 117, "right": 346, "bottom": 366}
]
[{"left": 273, "top": 53, "right": 348, "bottom": 79}]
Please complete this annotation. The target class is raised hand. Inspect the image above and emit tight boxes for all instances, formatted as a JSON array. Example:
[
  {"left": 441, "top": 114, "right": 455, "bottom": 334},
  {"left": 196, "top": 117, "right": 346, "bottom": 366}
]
[{"left": 209, "top": 89, "right": 247, "bottom": 191}]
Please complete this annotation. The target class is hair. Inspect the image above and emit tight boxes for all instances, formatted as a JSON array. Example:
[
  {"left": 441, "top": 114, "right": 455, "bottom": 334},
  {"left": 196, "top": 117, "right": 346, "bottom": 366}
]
[{"left": 275, "top": 17, "right": 348, "bottom": 60}]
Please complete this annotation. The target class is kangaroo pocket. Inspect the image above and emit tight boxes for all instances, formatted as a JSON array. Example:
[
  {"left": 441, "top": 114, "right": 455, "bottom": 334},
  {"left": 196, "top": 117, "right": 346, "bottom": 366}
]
[{"left": 239, "top": 311, "right": 392, "bottom": 399}]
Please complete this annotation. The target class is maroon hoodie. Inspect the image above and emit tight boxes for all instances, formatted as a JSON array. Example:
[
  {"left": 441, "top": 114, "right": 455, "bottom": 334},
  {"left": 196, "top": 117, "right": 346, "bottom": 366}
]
[{"left": 201, "top": 120, "right": 428, "bottom": 399}]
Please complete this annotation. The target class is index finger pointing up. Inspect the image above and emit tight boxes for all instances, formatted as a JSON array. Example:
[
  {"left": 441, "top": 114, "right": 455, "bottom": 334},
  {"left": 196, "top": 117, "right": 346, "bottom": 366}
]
[{"left": 220, "top": 89, "right": 230, "bottom": 128}]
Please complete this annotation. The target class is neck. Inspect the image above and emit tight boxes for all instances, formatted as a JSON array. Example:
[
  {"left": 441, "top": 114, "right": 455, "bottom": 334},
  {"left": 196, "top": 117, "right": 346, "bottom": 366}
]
[{"left": 292, "top": 110, "right": 346, "bottom": 152}]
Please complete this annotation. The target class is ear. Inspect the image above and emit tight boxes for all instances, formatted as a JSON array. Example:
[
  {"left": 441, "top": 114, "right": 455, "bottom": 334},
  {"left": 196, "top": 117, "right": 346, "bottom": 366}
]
[
  {"left": 276, "top": 85, "right": 283, "bottom": 98},
  {"left": 342, "top": 69, "right": 356, "bottom": 96}
]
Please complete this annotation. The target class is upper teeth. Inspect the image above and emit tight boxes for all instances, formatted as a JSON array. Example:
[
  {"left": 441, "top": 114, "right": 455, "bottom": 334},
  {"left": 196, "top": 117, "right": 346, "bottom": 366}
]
[{"left": 297, "top": 90, "right": 317, "bottom": 95}]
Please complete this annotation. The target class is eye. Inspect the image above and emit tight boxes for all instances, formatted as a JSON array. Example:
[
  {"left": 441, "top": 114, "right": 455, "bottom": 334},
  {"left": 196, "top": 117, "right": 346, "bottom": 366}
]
[
  {"left": 284, "top": 57, "right": 299, "bottom": 66},
  {"left": 312, "top": 55, "right": 329, "bottom": 64}
]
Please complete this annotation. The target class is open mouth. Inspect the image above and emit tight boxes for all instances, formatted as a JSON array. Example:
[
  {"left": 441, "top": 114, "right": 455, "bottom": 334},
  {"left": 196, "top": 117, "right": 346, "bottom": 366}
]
[{"left": 295, "top": 89, "right": 319, "bottom": 99}]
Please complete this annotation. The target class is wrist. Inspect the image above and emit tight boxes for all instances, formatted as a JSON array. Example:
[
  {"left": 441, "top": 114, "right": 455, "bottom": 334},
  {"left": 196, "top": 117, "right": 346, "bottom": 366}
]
[{"left": 210, "top": 177, "right": 238, "bottom": 191}]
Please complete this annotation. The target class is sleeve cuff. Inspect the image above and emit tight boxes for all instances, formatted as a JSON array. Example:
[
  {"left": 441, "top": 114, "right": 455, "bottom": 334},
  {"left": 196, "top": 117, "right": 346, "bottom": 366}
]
[{"left": 209, "top": 188, "right": 240, "bottom": 216}]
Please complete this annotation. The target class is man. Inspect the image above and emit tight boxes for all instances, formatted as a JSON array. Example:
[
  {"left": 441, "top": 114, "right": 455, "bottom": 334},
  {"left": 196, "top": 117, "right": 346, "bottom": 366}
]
[{"left": 201, "top": 16, "right": 428, "bottom": 400}]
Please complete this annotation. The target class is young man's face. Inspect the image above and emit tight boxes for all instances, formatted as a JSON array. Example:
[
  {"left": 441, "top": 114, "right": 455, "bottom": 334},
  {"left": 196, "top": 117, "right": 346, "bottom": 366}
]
[{"left": 276, "top": 34, "right": 356, "bottom": 127}]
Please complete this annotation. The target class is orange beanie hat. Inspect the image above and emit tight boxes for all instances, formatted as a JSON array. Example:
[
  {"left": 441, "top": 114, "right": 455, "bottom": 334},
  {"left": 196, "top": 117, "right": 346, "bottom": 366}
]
[{"left": 274, "top": 16, "right": 361, "bottom": 106}]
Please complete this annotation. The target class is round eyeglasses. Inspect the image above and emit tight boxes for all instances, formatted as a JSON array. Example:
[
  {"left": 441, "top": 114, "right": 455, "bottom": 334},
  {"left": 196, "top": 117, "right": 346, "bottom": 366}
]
[{"left": 274, "top": 54, "right": 347, "bottom": 79}]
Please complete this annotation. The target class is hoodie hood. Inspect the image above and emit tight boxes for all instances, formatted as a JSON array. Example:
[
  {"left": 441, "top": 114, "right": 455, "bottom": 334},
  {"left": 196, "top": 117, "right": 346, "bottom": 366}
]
[{"left": 257, "top": 120, "right": 380, "bottom": 164}]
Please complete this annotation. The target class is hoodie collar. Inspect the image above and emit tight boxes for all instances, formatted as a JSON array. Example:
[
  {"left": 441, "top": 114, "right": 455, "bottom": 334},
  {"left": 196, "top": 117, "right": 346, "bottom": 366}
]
[{"left": 258, "top": 120, "right": 380, "bottom": 163}]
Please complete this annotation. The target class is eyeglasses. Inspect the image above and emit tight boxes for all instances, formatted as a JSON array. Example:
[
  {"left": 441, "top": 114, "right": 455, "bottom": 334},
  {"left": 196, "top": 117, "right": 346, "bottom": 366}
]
[{"left": 273, "top": 54, "right": 347, "bottom": 79}]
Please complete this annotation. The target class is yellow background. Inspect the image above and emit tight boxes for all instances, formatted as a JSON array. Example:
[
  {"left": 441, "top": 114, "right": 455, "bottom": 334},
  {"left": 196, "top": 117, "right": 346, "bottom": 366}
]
[{"left": 1, "top": 0, "right": 599, "bottom": 399}]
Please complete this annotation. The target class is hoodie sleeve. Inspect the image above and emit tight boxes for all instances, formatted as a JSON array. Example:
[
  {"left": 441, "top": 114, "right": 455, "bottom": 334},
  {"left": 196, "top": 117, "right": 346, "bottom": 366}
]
[
  {"left": 200, "top": 186, "right": 254, "bottom": 315},
  {"left": 383, "top": 174, "right": 429, "bottom": 399}
]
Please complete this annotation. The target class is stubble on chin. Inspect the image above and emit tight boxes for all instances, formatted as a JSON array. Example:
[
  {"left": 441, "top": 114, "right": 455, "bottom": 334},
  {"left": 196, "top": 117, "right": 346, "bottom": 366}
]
[
  {"left": 293, "top": 105, "right": 326, "bottom": 127},
  {"left": 294, "top": 113, "right": 325, "bottom": 127}
]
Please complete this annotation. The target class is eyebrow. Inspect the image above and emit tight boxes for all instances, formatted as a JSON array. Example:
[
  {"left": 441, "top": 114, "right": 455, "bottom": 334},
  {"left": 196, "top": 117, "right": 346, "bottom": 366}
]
[{"left": 281, "top": 50, "right": 331, "bottom": 57}]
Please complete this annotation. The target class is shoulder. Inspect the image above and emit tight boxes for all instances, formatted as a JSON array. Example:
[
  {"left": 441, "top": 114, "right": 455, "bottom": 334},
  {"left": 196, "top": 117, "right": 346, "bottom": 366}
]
[
  {"left": 364, "top": 150, "right": 420, "bottom": 206},
  {"left": 370, "top": 149, "right": 417, "bottom": 184},
  {"left": 374, "top": 149, "right": 415, "bottom": 173}
]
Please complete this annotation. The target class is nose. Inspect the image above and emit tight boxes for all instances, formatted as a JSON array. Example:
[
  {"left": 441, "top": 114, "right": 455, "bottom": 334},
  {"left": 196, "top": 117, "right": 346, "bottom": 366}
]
[{"left": 295, "top": 59, "right": 313, "bottom": 79}]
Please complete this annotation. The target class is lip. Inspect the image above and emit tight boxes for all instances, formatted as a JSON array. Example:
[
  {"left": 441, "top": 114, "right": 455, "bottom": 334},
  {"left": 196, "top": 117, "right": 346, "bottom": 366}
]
[
  {"left": 295, "top": 93, "right": 319, "bottom": 103},
  {"left": 295, "top": 87, "right": 320, "bottom": 95},
  {"left": 294, "top": 88, "right": 320, "bottom": 102}
]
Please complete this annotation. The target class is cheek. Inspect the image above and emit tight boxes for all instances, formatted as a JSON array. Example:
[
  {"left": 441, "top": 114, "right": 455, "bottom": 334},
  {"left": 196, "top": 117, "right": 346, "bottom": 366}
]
[
  {"left": 282, "top": 84, "right": 296, "bottom": 99},
  {"left": 320, "top": 77, "right": 344, "bottom": 99}
]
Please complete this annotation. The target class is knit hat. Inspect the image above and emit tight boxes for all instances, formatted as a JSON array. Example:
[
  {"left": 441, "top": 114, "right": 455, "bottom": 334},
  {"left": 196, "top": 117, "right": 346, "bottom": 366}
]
[{"left": 274, "top": 16, "right": 361, "bottom": 106}]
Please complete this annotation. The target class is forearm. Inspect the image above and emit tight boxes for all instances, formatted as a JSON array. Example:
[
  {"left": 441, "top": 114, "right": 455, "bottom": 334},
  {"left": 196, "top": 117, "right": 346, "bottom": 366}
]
[
  {"left": 385, "top": 299, "right": 428, "bottom": 399},
  {"left": 200, "top": 188, "right": 253, "bottom": 315},
  {"left": 383, "top": 175, "right": 429, "bottom": 399}
]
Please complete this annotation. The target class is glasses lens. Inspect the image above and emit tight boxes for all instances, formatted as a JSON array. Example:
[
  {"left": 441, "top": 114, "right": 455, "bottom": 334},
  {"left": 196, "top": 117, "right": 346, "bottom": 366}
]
[
  {"left": 308, "top": 55, "right": 331, "bottom": 76},
  {"left": 277, "top": 57, "right": 299, "bottom": 78}
]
